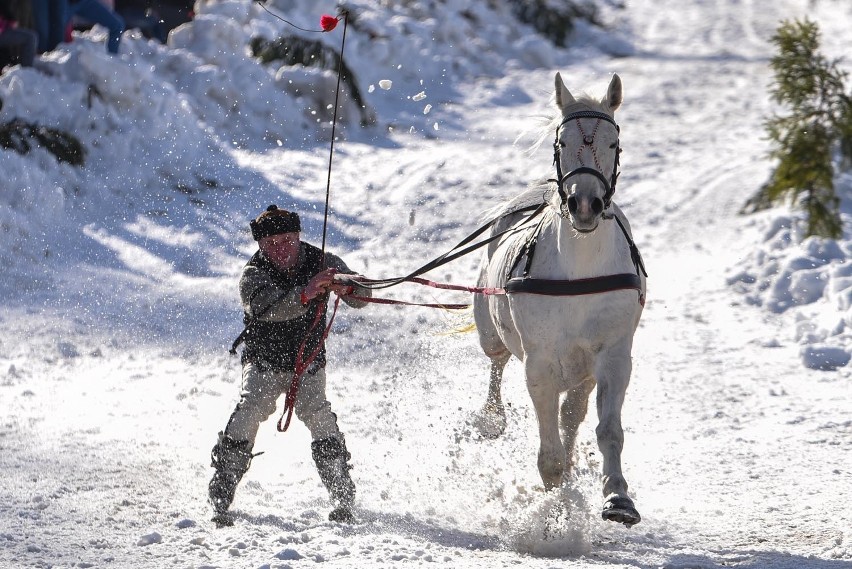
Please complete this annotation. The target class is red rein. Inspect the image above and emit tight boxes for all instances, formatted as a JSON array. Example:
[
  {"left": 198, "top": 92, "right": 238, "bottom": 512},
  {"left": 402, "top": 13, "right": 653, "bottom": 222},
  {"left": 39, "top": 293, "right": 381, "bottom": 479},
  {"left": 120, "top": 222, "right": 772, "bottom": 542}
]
[{"left": 277, "top": 295, "right": 342, "bottom": 432}]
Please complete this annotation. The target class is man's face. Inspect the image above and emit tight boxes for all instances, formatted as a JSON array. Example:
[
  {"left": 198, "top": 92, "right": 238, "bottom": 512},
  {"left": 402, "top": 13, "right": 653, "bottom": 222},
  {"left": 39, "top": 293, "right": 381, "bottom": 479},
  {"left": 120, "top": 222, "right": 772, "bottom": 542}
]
[{"left": 258, "top": 232, "right": 300, "bottom": 270}]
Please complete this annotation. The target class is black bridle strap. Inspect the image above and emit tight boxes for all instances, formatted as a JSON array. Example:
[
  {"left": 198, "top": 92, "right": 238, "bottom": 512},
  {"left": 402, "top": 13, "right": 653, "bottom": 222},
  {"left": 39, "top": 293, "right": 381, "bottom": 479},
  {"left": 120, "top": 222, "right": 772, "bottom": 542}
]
[
  {"left": 553, "top": 110, "right": 621, "bottom": 207},
  {"left": 556, "top": 166, "right": 612, "bottom": 194},
  {"left": 558, "top": 109, "right": 618, "bottom": 129}
]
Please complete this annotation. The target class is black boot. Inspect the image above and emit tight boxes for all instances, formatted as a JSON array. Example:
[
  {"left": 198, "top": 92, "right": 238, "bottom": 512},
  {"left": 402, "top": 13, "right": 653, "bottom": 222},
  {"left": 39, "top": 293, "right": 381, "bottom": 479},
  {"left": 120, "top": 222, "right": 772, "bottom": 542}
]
[
  {"left": 311, "top": 436, "right": 356, "bottom": 523},
  {"left": 208, "top": 432, "right": 253, "bottom": 525}
]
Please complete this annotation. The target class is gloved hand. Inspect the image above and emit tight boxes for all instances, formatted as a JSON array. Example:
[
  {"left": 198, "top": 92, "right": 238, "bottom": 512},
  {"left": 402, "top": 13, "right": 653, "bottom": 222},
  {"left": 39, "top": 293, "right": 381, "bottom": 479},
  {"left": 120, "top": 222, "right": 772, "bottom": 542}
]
[
  {"left": 330, "top": 273, "right": 358, "bottom": 296},
  {"left": 302, "top": 268, "right": 338, "bottom": 302}
]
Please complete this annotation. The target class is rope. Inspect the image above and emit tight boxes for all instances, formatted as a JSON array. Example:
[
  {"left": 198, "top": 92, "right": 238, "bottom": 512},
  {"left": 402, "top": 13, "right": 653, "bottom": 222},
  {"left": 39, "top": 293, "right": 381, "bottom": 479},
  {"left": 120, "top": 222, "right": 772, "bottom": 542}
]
[
  {"left": 277, "top": 295, "right": 342, "bottom": 432},
  {"left": 338, "top": 275, "right": 505, "bottom": 309},
  {"left": 320, "top": 11, "right": 348, "bottom": 259},
  {"left": 252, "top": 6, "right": 350, "bottom": 433},
  {"left": 346, "top": 295, "right": 471, "bottom": 310},
  {"left": 255, "top": 1, "right": 338, "bottom": 33}
]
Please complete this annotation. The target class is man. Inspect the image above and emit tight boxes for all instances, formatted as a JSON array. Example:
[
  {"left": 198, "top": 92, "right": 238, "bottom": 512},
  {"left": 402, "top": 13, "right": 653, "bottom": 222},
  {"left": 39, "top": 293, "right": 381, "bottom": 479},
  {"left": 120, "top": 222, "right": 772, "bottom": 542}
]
[{"left": 209, "top": 205, "right": 371, "bottom": 526}]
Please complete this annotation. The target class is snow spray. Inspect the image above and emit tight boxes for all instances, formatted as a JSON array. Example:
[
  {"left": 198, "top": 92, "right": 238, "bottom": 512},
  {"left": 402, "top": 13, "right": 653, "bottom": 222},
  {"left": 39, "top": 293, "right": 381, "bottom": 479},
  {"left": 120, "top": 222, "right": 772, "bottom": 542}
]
[
  {"left": 496, "top": 448, "right": 608, "bottom": 556},
  {"left": 502, "top": 483, "right": 592, "bottom": 556}
]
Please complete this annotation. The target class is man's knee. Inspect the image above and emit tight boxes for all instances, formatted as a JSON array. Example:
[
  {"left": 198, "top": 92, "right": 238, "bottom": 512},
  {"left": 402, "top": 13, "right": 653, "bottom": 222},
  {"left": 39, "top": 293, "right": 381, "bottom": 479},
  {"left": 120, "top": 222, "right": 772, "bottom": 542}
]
[
  {"left": 294, "top": 369, "right": 330, "bottom": 415},
  {"left": 295, "top": 370, "right": 341, "bottom": 439},
  {"left": 236, "top": 393, "right": 278, "bottom": 422}
]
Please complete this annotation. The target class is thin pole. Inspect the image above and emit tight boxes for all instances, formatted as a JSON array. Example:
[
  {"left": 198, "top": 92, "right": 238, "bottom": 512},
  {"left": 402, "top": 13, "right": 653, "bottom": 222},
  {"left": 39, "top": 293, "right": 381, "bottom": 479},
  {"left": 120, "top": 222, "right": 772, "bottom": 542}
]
[{"left": 321, "top": 11, "right": 348, "bottom": 263}]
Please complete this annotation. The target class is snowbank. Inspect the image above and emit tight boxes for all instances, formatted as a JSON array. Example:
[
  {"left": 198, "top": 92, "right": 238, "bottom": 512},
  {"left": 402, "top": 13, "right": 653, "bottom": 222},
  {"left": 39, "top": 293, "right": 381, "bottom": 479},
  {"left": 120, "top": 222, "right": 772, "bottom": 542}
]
[
  {"left": 0, "top": 0, "right": 622, "bottom": 277},
  {"left": 728, "top": 173, "right": 852, "bottom": 369}
]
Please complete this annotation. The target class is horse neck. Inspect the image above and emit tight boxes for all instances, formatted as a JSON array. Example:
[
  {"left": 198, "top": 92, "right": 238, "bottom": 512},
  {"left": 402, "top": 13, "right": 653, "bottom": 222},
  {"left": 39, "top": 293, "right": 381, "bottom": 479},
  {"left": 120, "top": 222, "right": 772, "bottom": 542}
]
[{"left": 537, "top": 210, "right": 623, "bottom": 279}]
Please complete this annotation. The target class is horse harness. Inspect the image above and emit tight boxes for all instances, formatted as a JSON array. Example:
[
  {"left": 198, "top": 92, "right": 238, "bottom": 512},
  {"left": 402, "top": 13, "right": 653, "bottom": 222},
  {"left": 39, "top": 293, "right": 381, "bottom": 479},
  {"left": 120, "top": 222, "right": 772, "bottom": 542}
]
[
  {"left": 506, "top": 109, "right": 646, "bottom": 305},
  {"left": 506, "top": 208, "right": 646, "bottom": 305}
]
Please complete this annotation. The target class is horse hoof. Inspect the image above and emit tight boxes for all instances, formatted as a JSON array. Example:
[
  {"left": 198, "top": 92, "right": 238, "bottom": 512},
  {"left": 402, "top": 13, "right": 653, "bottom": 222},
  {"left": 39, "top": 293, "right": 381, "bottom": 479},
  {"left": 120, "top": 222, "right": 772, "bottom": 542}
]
[
  {"left": 602, "top": 495, "right": 640, "bottom": 527},
  {"left": 328, "top": 506, "right": 355, "bottom": 523},
  {"left": 471, "top": 406, "right": 506, "bottom": 439},
  {"left": 211, "top": 513, "right": 235, "bottom": 528}
]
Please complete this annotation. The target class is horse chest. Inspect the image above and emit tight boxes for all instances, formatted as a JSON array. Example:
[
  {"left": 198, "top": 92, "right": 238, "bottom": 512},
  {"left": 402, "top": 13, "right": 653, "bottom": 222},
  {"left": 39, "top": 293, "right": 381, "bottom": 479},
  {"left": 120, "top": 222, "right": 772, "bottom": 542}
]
[{"left": 495, "top": 291, "right": 639, "bottom": 360}]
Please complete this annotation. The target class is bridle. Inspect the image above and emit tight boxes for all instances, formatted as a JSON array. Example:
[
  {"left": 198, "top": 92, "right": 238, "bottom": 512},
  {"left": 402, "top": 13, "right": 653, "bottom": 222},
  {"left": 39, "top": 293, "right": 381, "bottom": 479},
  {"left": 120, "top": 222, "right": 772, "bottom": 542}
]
[{"left": 551, "top": 109, "right": 621, "bottom": 212}]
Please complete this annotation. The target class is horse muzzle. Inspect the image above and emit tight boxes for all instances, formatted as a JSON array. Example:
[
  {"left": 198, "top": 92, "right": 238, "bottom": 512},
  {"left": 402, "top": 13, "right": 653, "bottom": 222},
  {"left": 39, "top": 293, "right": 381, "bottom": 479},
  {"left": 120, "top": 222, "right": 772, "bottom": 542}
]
[{"left": 564, "top": 193, "right": 604, "bottom": 233}]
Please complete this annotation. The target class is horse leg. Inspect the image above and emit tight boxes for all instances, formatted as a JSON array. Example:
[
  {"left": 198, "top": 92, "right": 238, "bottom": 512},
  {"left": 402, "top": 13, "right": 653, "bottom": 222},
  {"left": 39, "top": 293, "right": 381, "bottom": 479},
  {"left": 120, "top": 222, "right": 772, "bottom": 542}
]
[
  {"left": 525, "top": 357, "right": 563, "bottom": 490},
  {"left": 473, "top": 288, "right": 511, "bottom": 438},
  {"left": 559, "top": 378, "right": 595, "bottom": 481},
  {"left": 595, "top": 351, "right": 640, "bottom": 527},
  {"left": 473, "top": 348, "right": 510, "bottom": 439}
]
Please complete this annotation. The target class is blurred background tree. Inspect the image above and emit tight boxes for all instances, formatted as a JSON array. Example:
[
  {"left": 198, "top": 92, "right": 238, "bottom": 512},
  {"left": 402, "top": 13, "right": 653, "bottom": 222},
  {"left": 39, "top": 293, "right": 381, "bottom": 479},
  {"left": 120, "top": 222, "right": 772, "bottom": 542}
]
[{"left": 746, "top": 18, "right": 852, "bottom": 239}]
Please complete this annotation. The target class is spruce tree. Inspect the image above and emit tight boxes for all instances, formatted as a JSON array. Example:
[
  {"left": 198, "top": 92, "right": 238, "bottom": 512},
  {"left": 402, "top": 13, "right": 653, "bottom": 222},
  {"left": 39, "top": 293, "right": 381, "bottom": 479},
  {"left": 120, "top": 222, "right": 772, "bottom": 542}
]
[{"left": 751, "top": 18, "right": 852, "bottom": 238}]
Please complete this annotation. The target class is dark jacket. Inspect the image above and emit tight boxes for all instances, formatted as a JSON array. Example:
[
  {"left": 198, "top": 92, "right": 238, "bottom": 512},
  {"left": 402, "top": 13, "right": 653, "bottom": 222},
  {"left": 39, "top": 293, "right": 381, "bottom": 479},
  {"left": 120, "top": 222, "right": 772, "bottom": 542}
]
[{"left": 238, "top": 242, "right": 370, "bottom": 371}]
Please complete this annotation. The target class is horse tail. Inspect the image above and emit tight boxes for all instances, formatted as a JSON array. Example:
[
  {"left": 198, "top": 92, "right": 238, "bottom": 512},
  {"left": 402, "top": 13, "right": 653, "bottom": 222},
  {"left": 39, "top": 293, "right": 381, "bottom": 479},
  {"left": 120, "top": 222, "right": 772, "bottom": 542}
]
[
  {"left": 451, "top": 322, "right": 477, "bottom": 334},
  {"left": 434, "top": 307, "right": 477, "bottom": 336}
]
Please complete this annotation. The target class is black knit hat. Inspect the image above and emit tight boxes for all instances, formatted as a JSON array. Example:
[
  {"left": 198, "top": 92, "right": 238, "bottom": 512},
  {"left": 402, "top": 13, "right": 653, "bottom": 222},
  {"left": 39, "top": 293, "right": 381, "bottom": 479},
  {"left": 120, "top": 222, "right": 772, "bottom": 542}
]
[{"left": 250, "top": 205, "right": 301, "bottom": 240}]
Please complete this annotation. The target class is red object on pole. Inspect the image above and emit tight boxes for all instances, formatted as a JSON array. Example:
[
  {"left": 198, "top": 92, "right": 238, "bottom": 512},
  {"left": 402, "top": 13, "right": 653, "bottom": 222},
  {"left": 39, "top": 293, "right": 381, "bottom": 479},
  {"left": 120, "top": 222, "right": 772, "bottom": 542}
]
[{"left": 320, "top": 14, "right": 339, "bottom": 31}]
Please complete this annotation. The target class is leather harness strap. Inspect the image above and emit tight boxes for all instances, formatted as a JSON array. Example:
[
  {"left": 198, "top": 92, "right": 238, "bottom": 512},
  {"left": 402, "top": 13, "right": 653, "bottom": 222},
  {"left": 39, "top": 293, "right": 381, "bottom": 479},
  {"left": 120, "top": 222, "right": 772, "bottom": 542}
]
[{"left": 505, "top": 273, "right": 643, "bottom": 299}]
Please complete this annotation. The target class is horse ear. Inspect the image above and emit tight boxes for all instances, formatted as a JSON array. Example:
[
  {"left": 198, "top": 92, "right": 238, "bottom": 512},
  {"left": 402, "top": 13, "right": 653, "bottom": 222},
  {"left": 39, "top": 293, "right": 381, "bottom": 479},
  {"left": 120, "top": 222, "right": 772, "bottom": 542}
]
[
  {"left": 602, "top": 73, "right": 623, "bottom": 112},
  {"left": 554, "top": 72, "right": 576, "bottom": 110}
]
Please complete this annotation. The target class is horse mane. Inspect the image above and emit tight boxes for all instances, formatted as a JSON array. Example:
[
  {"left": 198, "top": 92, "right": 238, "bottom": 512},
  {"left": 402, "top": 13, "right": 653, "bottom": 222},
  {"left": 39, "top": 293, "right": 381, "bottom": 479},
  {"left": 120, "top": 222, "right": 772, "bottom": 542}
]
[
  {"left": 480, "top": 182, "right": 553, "bottom": 222},
  {"left": 528, "top": 92, "right": 607, "bottom": 154}
]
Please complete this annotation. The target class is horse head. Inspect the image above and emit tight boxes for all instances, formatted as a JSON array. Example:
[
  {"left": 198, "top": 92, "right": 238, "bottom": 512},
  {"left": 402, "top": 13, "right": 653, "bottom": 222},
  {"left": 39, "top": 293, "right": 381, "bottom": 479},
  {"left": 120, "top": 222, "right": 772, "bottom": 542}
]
[{"left": 551, "top": 72, "right": 623, "bottom": 233}]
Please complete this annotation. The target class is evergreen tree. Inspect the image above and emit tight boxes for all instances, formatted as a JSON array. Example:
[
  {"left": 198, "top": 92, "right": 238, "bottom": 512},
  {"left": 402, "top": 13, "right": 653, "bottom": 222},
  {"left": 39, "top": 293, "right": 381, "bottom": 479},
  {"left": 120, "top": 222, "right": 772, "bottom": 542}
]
[{"left": 749, "top": 18, "right": 852, "bottom": 238}]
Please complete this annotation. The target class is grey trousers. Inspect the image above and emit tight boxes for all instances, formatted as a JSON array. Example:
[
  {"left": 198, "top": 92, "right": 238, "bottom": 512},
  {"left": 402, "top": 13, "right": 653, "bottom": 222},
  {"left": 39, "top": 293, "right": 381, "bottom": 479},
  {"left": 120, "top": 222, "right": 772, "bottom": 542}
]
[{"left": 224, "top": 361, "right": 342, "bottom": 447}]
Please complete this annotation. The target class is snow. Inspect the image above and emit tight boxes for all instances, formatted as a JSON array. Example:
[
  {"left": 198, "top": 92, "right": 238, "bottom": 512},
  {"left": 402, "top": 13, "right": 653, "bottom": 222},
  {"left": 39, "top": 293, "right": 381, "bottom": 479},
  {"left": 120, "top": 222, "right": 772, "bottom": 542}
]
[
  {"left": 729, "top": 174, "right": 852, "bottom": 369},
  {"left": 2, "top": 0, "right": 852, "bottom": 567}
]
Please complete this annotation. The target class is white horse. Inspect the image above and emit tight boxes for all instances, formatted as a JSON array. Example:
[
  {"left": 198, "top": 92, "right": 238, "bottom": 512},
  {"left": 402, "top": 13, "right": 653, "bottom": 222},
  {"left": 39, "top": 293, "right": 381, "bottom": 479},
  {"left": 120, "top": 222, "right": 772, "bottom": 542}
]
[{"left": 473, "top": 72, "right": 646, "bottom": 527}]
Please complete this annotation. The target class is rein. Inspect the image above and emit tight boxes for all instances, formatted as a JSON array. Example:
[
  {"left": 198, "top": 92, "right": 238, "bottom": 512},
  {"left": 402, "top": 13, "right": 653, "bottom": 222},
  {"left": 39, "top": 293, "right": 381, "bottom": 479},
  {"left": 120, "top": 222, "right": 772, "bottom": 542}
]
[
  {"left": 277, "top": 294, "right": 341, "bottom": 432},
  {"left": 343, "top": 276, "right": 507, "bottom": 309},
  {"left": 347, "top": 208, "right": 647, "bottom": 308},
  {"left": 352, "top": 202, "right": 548, "bottom": 291}
]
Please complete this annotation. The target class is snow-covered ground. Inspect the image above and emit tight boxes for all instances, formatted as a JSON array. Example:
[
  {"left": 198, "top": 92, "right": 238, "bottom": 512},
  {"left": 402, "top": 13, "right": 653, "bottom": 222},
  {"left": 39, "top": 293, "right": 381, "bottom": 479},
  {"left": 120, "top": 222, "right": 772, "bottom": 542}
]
[{"left": 1, "top": 0, "right": 851, "bottom": 567}]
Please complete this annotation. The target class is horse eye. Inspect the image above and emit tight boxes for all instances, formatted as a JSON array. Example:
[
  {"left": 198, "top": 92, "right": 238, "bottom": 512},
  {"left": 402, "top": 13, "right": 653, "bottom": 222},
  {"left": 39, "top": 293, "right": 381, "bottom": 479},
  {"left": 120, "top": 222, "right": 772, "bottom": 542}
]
[
  {"left": 559, "top": 141, "right": 566, "bottom": 148},
  {"left": 609, "top": 143, "right": 618, "bottom": 149}
]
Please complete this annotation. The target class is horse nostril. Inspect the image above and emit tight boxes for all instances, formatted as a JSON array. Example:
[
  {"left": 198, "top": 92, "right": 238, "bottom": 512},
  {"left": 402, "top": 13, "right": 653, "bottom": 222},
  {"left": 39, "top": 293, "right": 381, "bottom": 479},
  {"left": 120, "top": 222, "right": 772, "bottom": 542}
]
[
  {"left": 591, "top": 197, "right": 604, "bottom": 215},
  {"left": 567, "top": 196, "right": 579, "bottom": 214}
]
